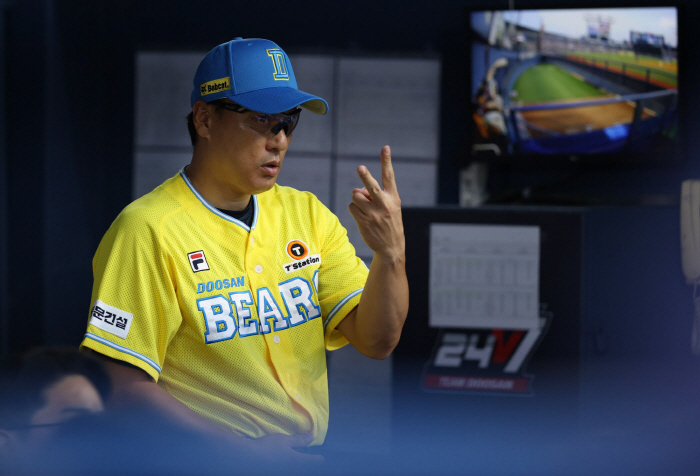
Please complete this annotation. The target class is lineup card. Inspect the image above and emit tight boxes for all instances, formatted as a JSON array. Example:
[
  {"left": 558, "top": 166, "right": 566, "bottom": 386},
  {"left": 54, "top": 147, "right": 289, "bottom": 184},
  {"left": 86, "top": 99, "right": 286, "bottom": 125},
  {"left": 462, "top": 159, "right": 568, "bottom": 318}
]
[{"left": 429, "top": 223, "right": 540, "bottom": 329}]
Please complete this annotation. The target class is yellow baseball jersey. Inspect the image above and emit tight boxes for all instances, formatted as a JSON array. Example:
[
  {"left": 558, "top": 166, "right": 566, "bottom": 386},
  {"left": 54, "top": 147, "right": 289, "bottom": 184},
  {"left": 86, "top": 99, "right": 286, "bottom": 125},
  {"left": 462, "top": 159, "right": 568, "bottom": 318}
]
[{"left": 80, "top": 168, "right": 369, "bottom": 445}]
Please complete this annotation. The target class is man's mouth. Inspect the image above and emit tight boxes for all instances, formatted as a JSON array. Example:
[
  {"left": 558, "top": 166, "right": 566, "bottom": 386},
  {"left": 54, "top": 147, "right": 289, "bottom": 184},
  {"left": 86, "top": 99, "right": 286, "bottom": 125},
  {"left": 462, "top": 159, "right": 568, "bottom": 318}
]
[{"left": 261, "top": 161, "right": 280, "bottom": 175}]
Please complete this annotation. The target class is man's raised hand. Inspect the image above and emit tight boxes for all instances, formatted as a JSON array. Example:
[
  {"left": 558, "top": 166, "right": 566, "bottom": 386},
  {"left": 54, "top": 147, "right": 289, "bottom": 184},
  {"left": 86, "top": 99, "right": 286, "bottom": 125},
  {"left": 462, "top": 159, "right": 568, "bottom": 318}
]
[{"left": 348, "top": 145, "right": 405, "bottom": 261}]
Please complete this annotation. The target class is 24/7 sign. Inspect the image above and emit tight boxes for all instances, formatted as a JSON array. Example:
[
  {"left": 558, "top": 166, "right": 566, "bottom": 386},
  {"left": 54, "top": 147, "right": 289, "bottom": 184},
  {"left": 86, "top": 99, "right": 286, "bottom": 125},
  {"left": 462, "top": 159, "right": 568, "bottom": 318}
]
[{"left": 422, "top": 313, "right": 551, "bottom": 396}]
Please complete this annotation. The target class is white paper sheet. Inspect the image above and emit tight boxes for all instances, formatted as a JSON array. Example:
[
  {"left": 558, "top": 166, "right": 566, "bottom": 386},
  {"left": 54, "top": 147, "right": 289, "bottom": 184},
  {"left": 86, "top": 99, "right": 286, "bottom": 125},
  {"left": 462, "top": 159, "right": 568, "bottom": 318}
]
[{"left": 429, "top": 223, "right": 540, "bottom": 329}]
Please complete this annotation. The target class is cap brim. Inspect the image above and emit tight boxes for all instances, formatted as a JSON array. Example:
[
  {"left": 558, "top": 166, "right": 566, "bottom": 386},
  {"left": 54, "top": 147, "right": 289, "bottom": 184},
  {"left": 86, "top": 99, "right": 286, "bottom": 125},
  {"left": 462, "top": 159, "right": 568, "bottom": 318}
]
[{"left": 225, "top": 87, "right": 328, "bottom": 115}]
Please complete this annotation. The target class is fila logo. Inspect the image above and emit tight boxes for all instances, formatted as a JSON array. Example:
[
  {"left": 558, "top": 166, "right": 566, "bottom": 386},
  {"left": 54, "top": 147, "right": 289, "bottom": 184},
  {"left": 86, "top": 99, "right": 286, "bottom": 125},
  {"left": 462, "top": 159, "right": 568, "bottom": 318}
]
[
  {"left": 286, "top": 240, "right": 309, "bottom": 260},
  {"left": 266, "top": 49, "right": 290, "bottom": 80},
  {"left": 188, "top": 250, "right": 210, "bottom": 273}
]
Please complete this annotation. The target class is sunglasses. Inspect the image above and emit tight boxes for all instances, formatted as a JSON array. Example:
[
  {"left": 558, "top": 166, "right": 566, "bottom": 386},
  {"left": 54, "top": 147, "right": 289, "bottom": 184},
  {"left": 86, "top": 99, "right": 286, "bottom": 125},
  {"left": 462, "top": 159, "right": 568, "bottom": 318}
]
[{"left": 209, "top": 100, "right": 301, "bottom": 138}]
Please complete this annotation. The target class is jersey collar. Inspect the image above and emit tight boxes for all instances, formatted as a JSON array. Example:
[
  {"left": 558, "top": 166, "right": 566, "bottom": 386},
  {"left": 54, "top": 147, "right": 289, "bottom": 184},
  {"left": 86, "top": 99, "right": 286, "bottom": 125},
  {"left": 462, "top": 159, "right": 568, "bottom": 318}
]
[{"left": 179, "top": 167, "right": 259, "bottom": 232}]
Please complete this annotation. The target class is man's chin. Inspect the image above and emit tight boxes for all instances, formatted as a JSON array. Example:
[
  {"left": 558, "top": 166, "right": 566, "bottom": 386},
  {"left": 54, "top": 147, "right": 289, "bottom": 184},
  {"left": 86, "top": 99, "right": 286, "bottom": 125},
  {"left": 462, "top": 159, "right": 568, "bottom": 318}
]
[{"left": 253, "top": 180, "right": 278, "bottom": 195}]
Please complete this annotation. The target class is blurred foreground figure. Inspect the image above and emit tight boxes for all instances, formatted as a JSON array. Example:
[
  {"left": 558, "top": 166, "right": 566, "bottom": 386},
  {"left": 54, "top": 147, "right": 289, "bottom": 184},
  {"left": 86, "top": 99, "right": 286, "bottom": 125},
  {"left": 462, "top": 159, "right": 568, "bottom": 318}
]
[
  {"left": 0, "top": 347, "right": 257, "bottom": 475},
  {"left": 0, "top": 346, "right": 109, "bottom": 468}
]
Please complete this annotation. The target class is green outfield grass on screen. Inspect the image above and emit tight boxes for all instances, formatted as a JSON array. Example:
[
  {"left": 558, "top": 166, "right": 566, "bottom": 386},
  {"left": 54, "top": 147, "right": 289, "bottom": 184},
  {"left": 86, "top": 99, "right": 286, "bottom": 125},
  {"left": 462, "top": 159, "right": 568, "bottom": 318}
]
[{"left": 513, "top": 64, "right": 605, "bottom": 103}]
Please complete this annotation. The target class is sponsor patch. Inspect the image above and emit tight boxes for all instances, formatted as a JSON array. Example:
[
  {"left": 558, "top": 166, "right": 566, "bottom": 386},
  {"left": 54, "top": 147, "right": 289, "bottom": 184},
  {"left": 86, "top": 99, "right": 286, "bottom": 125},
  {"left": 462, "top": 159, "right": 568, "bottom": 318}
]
[
  {"left": 199, "top": 77, "right": 231, "bottom": 97},
  {"left": 283, "top": 254, "right": 321, "bottom": 274},
  {"left": 286, "top": 240, "right": 309, "bottom": 260},
  {"left": 188, "top": 250, "right": 210, "bottom": 272},
  {"left": 89, "top": 300, "right": 133, "bottom": 340}
]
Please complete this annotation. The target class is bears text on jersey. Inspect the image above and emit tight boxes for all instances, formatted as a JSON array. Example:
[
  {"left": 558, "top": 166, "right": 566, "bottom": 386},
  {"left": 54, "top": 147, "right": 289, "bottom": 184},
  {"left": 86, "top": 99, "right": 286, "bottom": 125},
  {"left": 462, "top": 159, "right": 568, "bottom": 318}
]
[{"left": 197, "top": 276, "right": 321, "bottom": 343}]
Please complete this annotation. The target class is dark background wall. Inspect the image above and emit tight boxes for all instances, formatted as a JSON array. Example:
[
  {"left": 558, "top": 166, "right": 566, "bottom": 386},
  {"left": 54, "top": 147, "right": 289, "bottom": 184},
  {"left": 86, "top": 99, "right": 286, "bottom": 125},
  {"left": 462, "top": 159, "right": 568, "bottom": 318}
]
[{"left": 1, "top": 0, "right": 698, "bottom": 363}]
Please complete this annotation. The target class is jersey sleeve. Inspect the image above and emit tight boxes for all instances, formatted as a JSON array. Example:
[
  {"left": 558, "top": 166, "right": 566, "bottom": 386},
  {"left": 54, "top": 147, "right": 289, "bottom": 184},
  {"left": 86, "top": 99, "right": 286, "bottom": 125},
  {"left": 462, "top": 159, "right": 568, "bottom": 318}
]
[
  {"left": 80, "top": 209, "right": 181, "bottom": 381},
  {"left": 313, "top": 201, "right": 369, "bottom": 351}
]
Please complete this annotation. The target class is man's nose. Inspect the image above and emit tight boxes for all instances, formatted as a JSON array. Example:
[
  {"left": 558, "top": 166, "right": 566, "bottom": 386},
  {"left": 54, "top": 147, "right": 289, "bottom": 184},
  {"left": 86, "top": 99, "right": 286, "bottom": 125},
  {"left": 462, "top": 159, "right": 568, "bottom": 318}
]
[{"left": 267, "top": 127, "right": 290, "bottom": 151}]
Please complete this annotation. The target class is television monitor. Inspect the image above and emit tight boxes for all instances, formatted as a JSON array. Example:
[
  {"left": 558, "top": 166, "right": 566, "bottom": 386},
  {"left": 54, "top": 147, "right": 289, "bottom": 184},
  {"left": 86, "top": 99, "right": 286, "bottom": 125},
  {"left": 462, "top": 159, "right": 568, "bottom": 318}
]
[{"left": 468, "top": 5, "right": 680, "bottom": 165}]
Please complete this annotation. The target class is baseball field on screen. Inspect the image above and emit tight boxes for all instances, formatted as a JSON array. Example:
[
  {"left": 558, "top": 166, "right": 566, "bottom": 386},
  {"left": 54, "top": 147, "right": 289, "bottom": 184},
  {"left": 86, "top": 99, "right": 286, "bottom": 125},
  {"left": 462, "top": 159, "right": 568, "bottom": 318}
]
[
  {"left": 513, "top": 63, "right": 606, "bottom": 104},
  {"left": 511, "top": 63, "right": 650, "bottom": 136}
]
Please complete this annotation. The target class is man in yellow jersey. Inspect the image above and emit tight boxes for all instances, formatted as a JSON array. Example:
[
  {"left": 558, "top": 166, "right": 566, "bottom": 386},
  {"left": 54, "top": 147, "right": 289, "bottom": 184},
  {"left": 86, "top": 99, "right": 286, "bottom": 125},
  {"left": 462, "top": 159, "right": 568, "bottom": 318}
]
[{"left": 80, "top": 37, "right": 408, "bottom": 466}]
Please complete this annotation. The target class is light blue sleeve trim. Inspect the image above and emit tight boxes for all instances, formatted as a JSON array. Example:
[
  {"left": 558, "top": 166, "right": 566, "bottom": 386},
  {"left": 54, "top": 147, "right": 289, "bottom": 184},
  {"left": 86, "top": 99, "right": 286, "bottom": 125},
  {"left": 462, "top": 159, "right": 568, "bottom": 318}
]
[
  {"left": 323, "top": 288, "right": 363, "bottom": 329},
  {"left": 84, "top": 332, "right": 162, "bottom": 374},
  {"left": 178, "top": 167, "right": 257, "bottom": 232}
]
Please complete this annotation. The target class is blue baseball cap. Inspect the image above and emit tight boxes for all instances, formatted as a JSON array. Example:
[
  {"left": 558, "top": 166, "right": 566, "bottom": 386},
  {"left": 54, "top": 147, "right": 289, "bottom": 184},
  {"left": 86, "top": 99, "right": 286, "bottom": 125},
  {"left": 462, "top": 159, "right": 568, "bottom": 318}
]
[{"left": 190, "top": 37, "right": 328, "bottom": 115}]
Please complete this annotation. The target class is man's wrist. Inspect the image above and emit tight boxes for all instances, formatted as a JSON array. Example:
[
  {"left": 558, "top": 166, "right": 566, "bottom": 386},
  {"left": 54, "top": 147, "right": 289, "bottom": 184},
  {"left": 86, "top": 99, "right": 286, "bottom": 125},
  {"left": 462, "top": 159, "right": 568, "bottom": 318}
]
[{"left": 372, "top": 248, "right": 406, "bottom": 267}]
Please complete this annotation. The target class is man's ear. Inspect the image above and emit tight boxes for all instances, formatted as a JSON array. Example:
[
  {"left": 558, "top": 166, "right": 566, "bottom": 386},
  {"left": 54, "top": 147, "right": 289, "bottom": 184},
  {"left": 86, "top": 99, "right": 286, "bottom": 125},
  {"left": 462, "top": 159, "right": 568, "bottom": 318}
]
[{"left": 192, "top": 100, "right": 212, "bottom": 141}]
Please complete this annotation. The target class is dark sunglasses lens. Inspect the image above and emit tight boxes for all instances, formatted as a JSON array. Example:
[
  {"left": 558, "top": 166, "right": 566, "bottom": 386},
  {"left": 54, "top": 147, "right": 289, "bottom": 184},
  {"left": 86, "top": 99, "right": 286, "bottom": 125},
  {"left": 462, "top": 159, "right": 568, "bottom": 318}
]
[
  {"left": 270, "top": 121, "right": 284, "bottom": 136},
  {"left": 271, "top": 112, "right": 300, "bottom": 136},
  {"left": 285, "top": 112, "right": 300, "bottom": 135}
]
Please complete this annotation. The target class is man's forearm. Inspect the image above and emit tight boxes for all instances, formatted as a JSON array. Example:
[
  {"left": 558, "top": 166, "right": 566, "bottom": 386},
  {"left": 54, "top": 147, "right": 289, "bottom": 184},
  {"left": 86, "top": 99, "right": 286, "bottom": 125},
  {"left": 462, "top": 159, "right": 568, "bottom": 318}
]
[
  {"left": 340, "top": 251, "right": 409, "bottom": 359},
  {"left": 89, "top": 351, "right": 245, "bottom": 446},
  {"left": 86, "top": 351, "right": 323, "bottom": 464},
  {"left": 343, "top": 145, "right": 409, "bottom": 359}
]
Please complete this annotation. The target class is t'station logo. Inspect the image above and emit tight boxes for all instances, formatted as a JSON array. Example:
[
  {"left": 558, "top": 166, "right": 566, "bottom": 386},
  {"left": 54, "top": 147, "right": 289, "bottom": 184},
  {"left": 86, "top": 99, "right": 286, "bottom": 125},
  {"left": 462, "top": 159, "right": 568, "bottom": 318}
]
[
  {"left": 283, "top": 239, "right": 320, "bottom": 274},
  {"left": 286, "top": 240, "right": 309, "bottom": 260},
  {"left": 188, "top": 250, "right": 210, "bottom": 273}
]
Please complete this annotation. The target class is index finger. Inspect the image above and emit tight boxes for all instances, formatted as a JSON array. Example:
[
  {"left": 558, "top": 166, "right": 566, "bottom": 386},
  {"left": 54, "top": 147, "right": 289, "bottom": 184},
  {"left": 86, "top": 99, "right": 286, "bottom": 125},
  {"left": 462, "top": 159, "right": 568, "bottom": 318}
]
[
  {"left": 380, "top": 145, "right": 398, "bottom": 195},
  {"left": 356, "top": 165, "right": 382, "bottom": 200}
]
